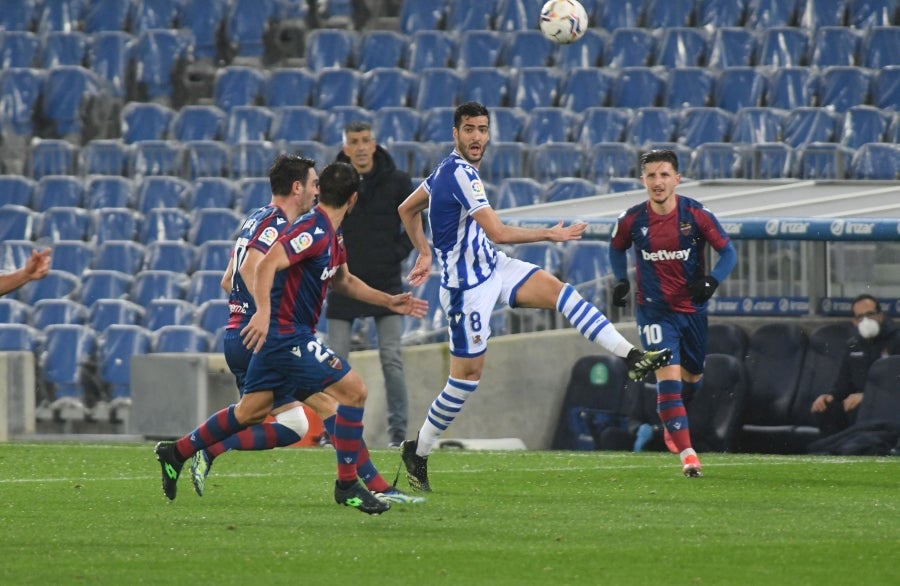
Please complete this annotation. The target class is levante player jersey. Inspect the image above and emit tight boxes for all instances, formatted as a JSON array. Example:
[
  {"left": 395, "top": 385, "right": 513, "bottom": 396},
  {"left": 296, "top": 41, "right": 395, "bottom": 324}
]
[
  {"left": 610, "top": 194, "right": 731, "bottom": 313},
  {"left": 270, "top": 206, "right": 346, "bottom": 335},
  {"left": 226, "top": 204, "right": 291, "bottom": 329}
]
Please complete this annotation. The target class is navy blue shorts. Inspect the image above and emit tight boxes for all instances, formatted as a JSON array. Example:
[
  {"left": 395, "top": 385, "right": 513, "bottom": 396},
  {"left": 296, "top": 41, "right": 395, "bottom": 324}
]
[{"left": 635, "top": 304, "right": 708, "bottom": 375}]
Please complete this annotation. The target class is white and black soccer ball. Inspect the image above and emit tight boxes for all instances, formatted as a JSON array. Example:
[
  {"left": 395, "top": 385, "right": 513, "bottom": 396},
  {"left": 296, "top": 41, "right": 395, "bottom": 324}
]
[{"left": 539, "top": 0, "right": 589, "bottom": 45}]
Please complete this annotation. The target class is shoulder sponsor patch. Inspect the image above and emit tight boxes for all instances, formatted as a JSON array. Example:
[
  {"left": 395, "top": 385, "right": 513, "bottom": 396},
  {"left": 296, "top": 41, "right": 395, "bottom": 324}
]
[
  {"left": 289, "top": 232, "right": 313, "bottom": 253},
  {"left": 258, "top": 226, "right": 279, "bottom": 246},
  {"left": 470, "top": 179, "right": 484, "bottom": 195}
]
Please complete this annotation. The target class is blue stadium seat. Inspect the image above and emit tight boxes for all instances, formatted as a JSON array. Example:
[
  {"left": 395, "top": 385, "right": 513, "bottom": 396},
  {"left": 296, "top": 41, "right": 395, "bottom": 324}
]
[
  {"left": 597, "top": 0, "right": 642, "bottom": 30},
  {"left": 446, "top": 0, "right": 495, "bottom": 29},
  {"left": 268, "top": 106, "right": 322, "bottom": 143},
  {"left": 494, "top": 177, "right": 543, "bottom": 209},
  {"left": 120, "top": 102, "right": 174, "bottom": 144},
  {"left": 0, "top": 176, "right": 35, "bottom": 207},
  {"left": 195, "top": 298, "right": 229, "bottom": 335},
  {"left": 129, "top": 140, "right": 185, "bottom": 177},
  {"left": 665, "top": 67, "right": 715, "bottom": 109},
  {"left": 766, "top": 67, "right": 818, "bottom": 110},
  {"left": 0, "top": 68, "right": 41, "bottom": 155},
  {"left": 189, "top": 208, "right": 241, "bottom": 244},
  {"left": 0, "top": 31, "right": 39, "bottom": 68},
  {"left": 625, "top": 107, "right": 678, "bottom": 146},
  {"left": 170, "top": 105, "right": 225, "bottom": 141},
  {"left": 872, "top": 65, "right": 900, "bottom": 110},
  {"left": 503, "top": 30, "right": 557, "bottom": 68},
  {"left": 128, "top": 0, "right": 179, "bottom": 33},
  {"left": 577, "top": 107, "right": 630, "bottom": 146},
  {"left": 818, "top": 66, "right": 872, "bottom": 113},
  {"left": 522, "top": 107, "right": 577, "bottom": 144},
  {"left": 0, "top": 324, "right": 41, "bottom": 353},
  {"left": 93, "top": 240, "right": 145, "bottom": 273},
  {"left": 0, "top": 1, "right": 36, "bottom": 33},
  {"left": 153, "top": 324, "right": 210, "bottom": 353},
  {"left": 606, "top": 28, "right": 655, "bottom": 69},
  {"left": 542, "top": 178, "right": 599, "bottom": 203},
  {"left": 708, "top": 27, "right": 756, "bottom": 69},
  {"left": 689, "top": 143, "right": 742, "bottom": 179},
  {"left": 414, "top": 68, "right": 461, "bottom": 110},
  {"left": 655, "top": 27, "right": 709, "bottom": 68},
  {"left": 140, "top": 208, "right": 189, "bottom": 243},
  {"left": 528, "top": 143, "right": 584, "bottom": 183},
  {"left": 459, "top": 68, "right": 509, "bottom": 108},
  {"left": 487, "top": 107, "right": 526, "bottom": 143},
  {"left": 795, "top": 142, "right": 854, "bottom": 178},
  {"left": 81, "top": 139, "right": 131, "bottom": 176},
  {"left": 230, "top": 141, "right": 278, "bottom": 179},
  {"left": 781, "top": 107, "right": 839, "bottom": 148},
  {"left": 264, "top": 68, "right": 315, "bottom": 108},
  {"left": 849, "top": 0, "right": 897, "bottom": 27},
  {"left": 357, "top": 30, "right": 407, "bottom": 71},
  {"left": 456, "top": 30, "right": 504, "bottom": 69},
  {"left": 213, "top": 66, "right": 267, "bottom": 113},
  {"left": 183, "top": 140, "right": 230, "bottom": 180},
  {"left": 280, "top": 140, "right": 335, "bottom": 168},
  {"left": 493, "top": 0, "right": 532, "bottom": 32},
  {"left": 236, "top": 177, "right": 272, "bottom": 213},
  {"left": 678, "top": 107, "right": 734, "bottom": 148},
  {"left": 223, "top": 0, "right": 276, "bottom": 61},
  {"left": 756, "top": 27, "right": 810, "bottom": 68},
  {"left": 798, "top": 0, "right": 850, "bottom": 28},
  {"left": 188, "top": 177, "right": 238, "bottom": 210},
  {"left": 33, "top": 175, "right": 83, "bottom": 211},
  {"left": 644, "top": 0, "right": 696, "bottom": 27},
  {"left": 610, "top": 67, "right": 664, "bottom": 109},
  {"left": 41, "top": 324, "right": 98, "bottom": 405},
  {"left": 32, "top": 298, "right": 88, "bottom": 329},
  {"left": 0, "top": 205, "right": 37, "bottom": 241},
  {"left": 78, "top": 269, "right": 133, "bottom": 307},
  {"left": 91, "top": 209, "right": 142, "bottom": 245},
  {"left": 28, "top": 140, "right": 77, "bottom": 180},
  {"left": 319, "top": 106, "right": 373, "bottom": 145},
  {"left": 98, "top": 324, "right": 153, "bottom": 401},
  {"left": 361, "top": 68, "right": 414, "bottom": 110},
  {"left": 0, "top": 240, "right": 36, "bottom": 274},
  {"left": 562, "top": 240, "right": 611, "bottom": 311},
  {"left": 176, "top": 0, "right": 228, "bottom": 62},
  {"left": 850, "top": 143, "right": 900, "bottom": 179},
  {"left": 556, "top": 28, "right": 606, "bottom": 69},
  {"left": 17, "top": 269, "right": 80, "bottom": 305},
  {"left": 129, "top": 29, "right": 194, "bottom": 104},
  {"left": 516, "top": 68, "right": 563, "bottom": 112},
  {"left": 40, "top": 31, "right": 87, "bottom": 68},
  {"left": 584, "top": 142, "right": 638, "bottom": 182},
  {"left": 715, "top": 67, "right": 767, "bottom": 113},
  {"left": 839, "top": 105, "right": 891, "bottom": 149},
  {"left": 406, "top": 31, "right": 455, "bottom": 73},
  {"left": 384, "top": 141, "right": 432, "bottom": 178},
  {"left": 697, "top": 0, "right": 748, "bottom": 26},
  {"left": 861, "top": 26, "right": 900, "bottom": 69},
  {"left": 85, "top": 176, "right": 134, "bottom": 209},
  {"left": 186, "top": 270, "right": 228, "bottom": 305},
  {"left": 143, "top": 241, "right": 196, "bottom": 273},
  {"left": 86, "top": 31, "right": 131, "bottom": 98},
  {"left": 143, "top": 298, "right": 196, "bottom": 331},
  {"left": 731, "top": 107, "right": 784, "bottom": 144},
  {"left": 0, "top": 299, "right": 32, "bottom": 326},
  {"left": 130, "top": 270, "right": 189, "bottom": 307},
  {"left": 479, "top": 141, "right": 529, "bottom": 183},
  {"left": 313, "top": 69, "right": 360, "bottom": 110},
  {"left": 418, "top": 107, "right": 455, "bottom": 143},
  {"left": 37, "top": 207, "right": 91, "bottom": 241},
  {"left": 746, "top": 0, "right": 800, "bottom": 28},
  {"left": 372, "top": 107, "right": 421, "bottom": 144},
  {"left": 810, "top": 26, "right": 862, "bottom": 67},
  {"left": 135, "top": 176, "right": 191, "bottom": 214},
  {"left": 741, "top": 142, "right": 796, "bottom": 179},
  {"left": 50, "top": 240, "right": 93, "bottom": 277},
  {"left": 196, "top": 240, "right": 234, "bottom": 272},
  {"left": 559, "top": 68, "right": 614, "bottom": 113},
  {"left": 305, "top": 28, "right": 355, "bottom": 72},
  {"left": 398, "top": 0, "right": 444, "bottom": 34}
]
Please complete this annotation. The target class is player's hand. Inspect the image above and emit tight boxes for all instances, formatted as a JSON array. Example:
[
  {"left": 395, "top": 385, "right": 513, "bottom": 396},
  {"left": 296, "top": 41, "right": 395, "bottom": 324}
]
[
  {"left": 241, "top": 312, "right": 269, "bottom": 353},
  {"left": 843, "top": 392, "right": 863, "bottom": 412},
  {"left": 388, "top": 292, "right": 428, "bottom": 318},
  {"left": 406, "top": 254, "right": 432, "bottom": 287},
  {"left": 612, "top": 279, "right": 630, "bottom": 307},
  {"left": 687, "top": 275, "right": 719, "bottom": 303},
  {"left": 24, "top": 248, "right": 51, "bottom": 281},
  {"left": 810, "top": 394, "right": 833, "bottom": 413},
  {"left": 547, "top": 220, "right": 586, "bottom": 242}
]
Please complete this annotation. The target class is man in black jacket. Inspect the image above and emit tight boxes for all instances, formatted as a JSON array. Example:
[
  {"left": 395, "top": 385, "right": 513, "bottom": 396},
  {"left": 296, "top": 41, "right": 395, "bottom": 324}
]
[
  {"left": 811, "top": 294, "right": 900, "bottom": 436},
  {"left": 326, "top": 121, "right": 415, "bottom": 447}
]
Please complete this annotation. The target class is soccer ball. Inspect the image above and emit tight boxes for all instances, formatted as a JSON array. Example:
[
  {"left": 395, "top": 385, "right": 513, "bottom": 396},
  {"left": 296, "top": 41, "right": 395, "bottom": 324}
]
[{"left": 539, "top": 0, "right": 589, "bottom": 45}]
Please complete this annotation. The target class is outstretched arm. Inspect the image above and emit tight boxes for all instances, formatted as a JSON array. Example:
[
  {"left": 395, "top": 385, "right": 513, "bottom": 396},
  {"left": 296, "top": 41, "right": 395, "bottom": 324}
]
[
  {"left": 472, "top": 207, "right": 586, "bottom": 245},
  {"left": 331, "top": 265, "right": 428, "bottom": 318}
]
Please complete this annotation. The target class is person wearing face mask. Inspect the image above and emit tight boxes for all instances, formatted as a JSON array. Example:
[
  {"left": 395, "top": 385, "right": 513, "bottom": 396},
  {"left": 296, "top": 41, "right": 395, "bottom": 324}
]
[{"left": 810, "top": 294, "right": 900, "bottom": 436}]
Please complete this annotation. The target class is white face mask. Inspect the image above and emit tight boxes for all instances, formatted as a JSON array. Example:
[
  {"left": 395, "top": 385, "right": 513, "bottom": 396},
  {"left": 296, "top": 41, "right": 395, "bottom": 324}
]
[{"left": 857, "top": 317, "right": 880, "bottom": 339}]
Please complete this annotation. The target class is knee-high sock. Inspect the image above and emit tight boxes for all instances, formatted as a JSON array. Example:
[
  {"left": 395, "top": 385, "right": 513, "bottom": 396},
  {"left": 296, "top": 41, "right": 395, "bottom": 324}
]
[
  {"left": 205, "top": 422, "right": 302, "bottom": 459},
  {"left": 657, "top": 379, "right": 693, "bottom": 453},
  {"left": 417, "top": 377, "right": 478, "bottom": 457},
  {"left": 174, "top": 405, "right": 243, "bottom": 462},
  {"left": 333, "top": 405, "right": 365, "bottom": 483},
  {"left": 557, "top": 284, "right": 633, "bottom": 358},
  {"left": 322, "top": 415, "right": 391, "bottom": 492}
]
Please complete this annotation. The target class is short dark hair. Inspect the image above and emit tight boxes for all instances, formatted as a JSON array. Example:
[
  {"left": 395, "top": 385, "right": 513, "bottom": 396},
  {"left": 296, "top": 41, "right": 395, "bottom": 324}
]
[
  {"left": 343, "top": 120, "right": 372, "bottom": 134},
  {"left": 269, "top": 154, "right": 316, "bottom": 196},
  {"left": 852, "top": 293, "right": 882, "bottom": 314},
  {"left": 454, "top": 101, "right": 490, "bottom": 129},
  {"left": 640, "top": 149, "right": 680, "bottom": 173},
  {"left": 318, "top": 161, "right": 360, "bottom": 207}
]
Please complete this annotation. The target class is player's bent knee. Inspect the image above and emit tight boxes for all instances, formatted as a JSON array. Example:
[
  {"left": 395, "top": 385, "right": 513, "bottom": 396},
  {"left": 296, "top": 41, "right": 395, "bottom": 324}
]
[{"left": 275, "top": 406, "right": 309, "bottom": 438}]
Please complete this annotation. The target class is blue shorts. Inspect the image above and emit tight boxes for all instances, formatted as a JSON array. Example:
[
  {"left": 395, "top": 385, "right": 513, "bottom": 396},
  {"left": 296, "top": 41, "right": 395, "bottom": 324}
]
[
  {"left": 634, "top": 304, "right": 708, "bottom": 375},
  {"left": 227, "top": 329, "right": 349, "bottom": 404}
]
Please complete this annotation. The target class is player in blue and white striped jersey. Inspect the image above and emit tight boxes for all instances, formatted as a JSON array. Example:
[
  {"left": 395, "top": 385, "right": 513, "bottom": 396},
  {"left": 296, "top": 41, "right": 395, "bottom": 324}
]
[{"left": 396, "top": 102, "right": 673, "bottom": 492}]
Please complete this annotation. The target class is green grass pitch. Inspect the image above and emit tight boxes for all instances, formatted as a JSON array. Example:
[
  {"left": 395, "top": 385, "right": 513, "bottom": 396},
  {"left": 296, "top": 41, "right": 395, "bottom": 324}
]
[{"left": 1, "top": 443, "right": 897, "bottom": 585}]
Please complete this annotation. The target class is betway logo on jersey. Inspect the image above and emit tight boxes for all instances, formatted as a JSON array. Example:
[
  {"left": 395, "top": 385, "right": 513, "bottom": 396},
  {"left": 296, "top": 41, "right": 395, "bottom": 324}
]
[{"left": 641, "top": 248, "right": 691, "bottom": 262}]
